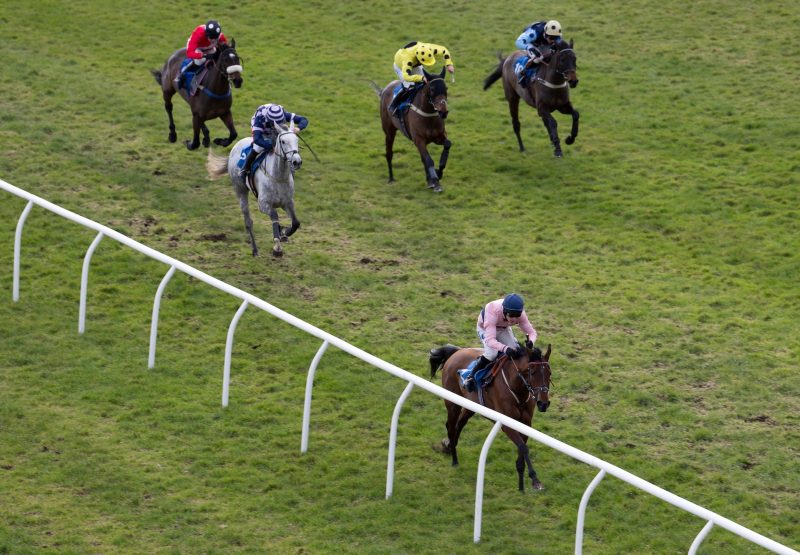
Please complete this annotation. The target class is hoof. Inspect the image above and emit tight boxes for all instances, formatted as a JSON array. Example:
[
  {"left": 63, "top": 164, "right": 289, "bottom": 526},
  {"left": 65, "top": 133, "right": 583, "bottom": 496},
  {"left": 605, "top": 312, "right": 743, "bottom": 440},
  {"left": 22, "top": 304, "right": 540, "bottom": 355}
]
[
  {"left": 532, "top": 481, "right": 545, "bottom": 491},
  {"left": 184, "top": 140, "right": 199, "bottom": 151},
  {"left": 168, "top": 132, "right": 177, "bottom": 143},
  {"left": 272, "top": 248, "right": 283, "bottom": 258},
  {"left": 433, "top": 438, "right": 452, "bottom": 454},
  {"left": 565, "top": 136, "right": 575, "bottom": 145},
  {"left": 554, "top": 150, "right": 563, "bottom": 158},
  {"left": 213, "top": 138, "right": 230, "bottom": 147},
  {"left": 202, "top": 137, "right": 211, "bottom": 148}
]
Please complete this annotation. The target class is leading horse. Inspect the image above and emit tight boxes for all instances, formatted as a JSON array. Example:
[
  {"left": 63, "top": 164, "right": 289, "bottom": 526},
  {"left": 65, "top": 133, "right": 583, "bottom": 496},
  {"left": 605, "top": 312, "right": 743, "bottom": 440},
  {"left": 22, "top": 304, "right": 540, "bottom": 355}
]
[
  {"left": 372, "top": 67, "right": 451, "bottom": 193},
  {"left": 484, "top": 41, "right": 579, "bottom": 157},
  {"left": 429, "top": 344, "right": 552, "bottom": 491},
  {"left": 206, "top": 123, "right": 302, "bottom": 258},
  {"left": 152, "top": 41, "right": 243, "bottom": 150}
]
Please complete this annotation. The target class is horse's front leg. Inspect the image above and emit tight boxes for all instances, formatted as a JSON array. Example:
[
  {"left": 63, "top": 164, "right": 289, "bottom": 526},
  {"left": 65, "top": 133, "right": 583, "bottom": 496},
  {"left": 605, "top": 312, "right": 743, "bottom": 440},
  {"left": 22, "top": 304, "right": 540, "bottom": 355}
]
[
  {"left": 436, "top": 138, "right": 452, "bottom": 180},
  {"left": 214, "top": 111, "right": 238, "bottom": 147},
  {"left": 559, "top": 104, "right": 580, "bottom": 145},
  {"left": 539, "top": 109, "right": 562, "bottom": 158},
  {"left": 280, "top": 202, "right": 301, "bottom": 241},
  {"left": 414, "top": 139, "right": 442, "bottom": 193},
  {"left": 201, "top": 123, "right": 211, "bottom": 148},
  {"left": 261, "top": 204, "right": 283, "bottom": 258},
  {"left": 504, "top": 428, "right": 543, "bottom": 492},
  {"left": 184, "top": 113, "right": 202, "bottom": 150}
]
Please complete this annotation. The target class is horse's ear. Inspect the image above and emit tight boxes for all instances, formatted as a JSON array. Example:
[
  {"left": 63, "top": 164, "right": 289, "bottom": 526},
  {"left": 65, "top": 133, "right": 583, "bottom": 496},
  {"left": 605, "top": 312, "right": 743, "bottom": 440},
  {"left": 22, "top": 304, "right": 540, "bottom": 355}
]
[
  {"left": 422, "top": 68, "right": 433, "bottom": 81},
  {"left": 439, "top": 66, "right": 446, "bottom": 79},
  {"left": 544, "top": 344, "right": 551, "bottom": 361},
  {"left": 569, "top": 38, "right": 574, "bottom": 48},
  {"left": 289, "top": 119, "right": 295, "bottom": 132},
  {"left": 231, "top": 38, "right": 236, "bottom": 49}
]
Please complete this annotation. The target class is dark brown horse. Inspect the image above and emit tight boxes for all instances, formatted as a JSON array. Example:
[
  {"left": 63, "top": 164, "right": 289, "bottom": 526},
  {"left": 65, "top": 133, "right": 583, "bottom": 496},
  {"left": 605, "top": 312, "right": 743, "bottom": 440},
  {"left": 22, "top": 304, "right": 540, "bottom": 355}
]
[
  {"left": 429, "top": 344, "right": 552, "bottom": 491},
  {"left": 372, "top": 67, "right": 451, "bottom": 193},
  {"left": 484, "top": 41, "right": 579, "bottom": 157},
  {"left": 151, "top": 40, "right": 243, "bottom": 150}
]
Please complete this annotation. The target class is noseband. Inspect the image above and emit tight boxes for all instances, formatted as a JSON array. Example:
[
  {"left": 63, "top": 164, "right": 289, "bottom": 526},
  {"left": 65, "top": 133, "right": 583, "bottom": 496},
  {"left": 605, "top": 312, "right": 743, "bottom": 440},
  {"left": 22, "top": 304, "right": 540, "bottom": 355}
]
[
  {"left": 274, "top": 130, "right": 299, "bottom": 161},
  {"left": 408, "top": 78, "right": 448, "bottom": 117},
  {"left": 504, "top": 358, "right": 551, "bottom": 406},
  {"left": 536, "top": 48, "right": 575, "bottom": 89}
]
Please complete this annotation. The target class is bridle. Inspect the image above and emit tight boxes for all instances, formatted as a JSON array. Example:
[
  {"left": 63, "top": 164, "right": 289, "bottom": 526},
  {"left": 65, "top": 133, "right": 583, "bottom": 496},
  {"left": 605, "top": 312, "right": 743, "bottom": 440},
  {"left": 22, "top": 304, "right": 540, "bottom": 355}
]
[
  {"left": 502, "top": 357, "right": 551, "bottom": 406},
  {"left": 535, "top": 48, "right": 575, "bottom": 89},
  {"left": 409, "top": 77, "right": 448, "bottom": 118},
  {"left": 273, "top": 129, "right": 300, "bottom": 161},
  {"left": 201, "top": 47, "right": 242, "bottom": 98}
]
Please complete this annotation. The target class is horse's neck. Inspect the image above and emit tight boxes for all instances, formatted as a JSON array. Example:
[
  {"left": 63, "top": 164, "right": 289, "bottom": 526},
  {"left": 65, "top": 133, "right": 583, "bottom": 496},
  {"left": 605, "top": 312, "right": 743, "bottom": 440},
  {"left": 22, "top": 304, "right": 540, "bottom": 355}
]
[
  {"left": 264, "top": 150, "right": 291, "bottom": 180},
  {"left": 205, "top": 63, "right": 229, "bottom": 92},
  {"left": 414, "top": 84, "right": 432, "bottom": 109}
]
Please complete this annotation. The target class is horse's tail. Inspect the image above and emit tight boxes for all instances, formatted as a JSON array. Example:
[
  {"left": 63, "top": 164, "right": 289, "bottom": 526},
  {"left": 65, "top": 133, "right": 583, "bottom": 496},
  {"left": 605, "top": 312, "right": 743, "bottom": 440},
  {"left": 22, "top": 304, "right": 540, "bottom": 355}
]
[
  {"left": 429, "top": 344, "right": 461, "bottom": 379},
  {"left": 368, "top": 80, "right": 382, "bottom": 98},
  {"left": 206, "top": 149, "right": 229, "bottom": 180},
  {"left": 483, "top": 51, "right": 507, "bottom": 91},
  {"left": 151, "top": 69, "right": 163, "bottom": 86}
]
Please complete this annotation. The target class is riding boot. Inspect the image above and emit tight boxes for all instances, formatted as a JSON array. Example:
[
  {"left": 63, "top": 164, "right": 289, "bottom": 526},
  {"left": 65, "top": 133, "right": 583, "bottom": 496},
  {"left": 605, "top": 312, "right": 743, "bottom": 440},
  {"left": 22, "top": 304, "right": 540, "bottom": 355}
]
[
  {"left": 240, "top": 148, "right": 258, "bottom": 181},
  {"left": 389, "top": 87, "right": 408, "bottom": 116},
  {"left": 464, "top": 355, "right": 492, "bottom": 391}
]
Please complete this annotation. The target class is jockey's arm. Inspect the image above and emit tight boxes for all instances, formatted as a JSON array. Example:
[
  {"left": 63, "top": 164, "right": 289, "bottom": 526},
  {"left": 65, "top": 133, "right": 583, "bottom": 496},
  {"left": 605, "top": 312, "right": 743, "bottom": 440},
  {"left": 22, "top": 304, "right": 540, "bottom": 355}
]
[
  {"left": 252, "top": 129, "right": 273, "bottom": 150},
  {"left": 289, "top": 113, "right": 309, "bottom": 131}
]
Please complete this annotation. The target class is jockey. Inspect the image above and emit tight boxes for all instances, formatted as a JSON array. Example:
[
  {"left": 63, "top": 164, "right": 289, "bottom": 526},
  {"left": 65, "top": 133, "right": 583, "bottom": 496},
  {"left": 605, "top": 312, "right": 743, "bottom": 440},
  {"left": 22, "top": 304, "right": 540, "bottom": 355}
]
[
  {"left": 240, "top": 103, "right": 309, "bottom": 181},
  {"left": 389, "top": 41, "right": 455, "bottom": 116},
  {"left": 180, "top": 20, "right": 229, "bottom": 81},
  {"left": 514, "top": 20, "right": 563, "bottom": 83},
  {"left": 464, "top": 293, "right": 538, "bottom": 391}
]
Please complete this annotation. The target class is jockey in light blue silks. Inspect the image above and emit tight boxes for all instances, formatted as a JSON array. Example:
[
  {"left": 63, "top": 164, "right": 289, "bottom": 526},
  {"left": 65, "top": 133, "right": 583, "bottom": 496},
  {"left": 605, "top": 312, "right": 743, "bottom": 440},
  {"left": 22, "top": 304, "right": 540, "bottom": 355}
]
[{"left": 513, "top": 20, "right": 564, "bottom": 85}]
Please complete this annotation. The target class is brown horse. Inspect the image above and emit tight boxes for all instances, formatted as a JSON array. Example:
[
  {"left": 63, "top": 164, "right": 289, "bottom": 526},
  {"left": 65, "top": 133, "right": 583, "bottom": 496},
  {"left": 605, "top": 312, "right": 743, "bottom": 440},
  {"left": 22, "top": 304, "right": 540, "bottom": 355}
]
[
  {"left": 429, "top": 344, "right": 552, "bottom": 491},
  {"left": 372, "top": 67, "right": 451, "bottom": 193},
  {"left": 484, "top": 41, "right": 579, "bottom": 157},
  {"left": 151, "top": 40, "right": 243, "bottom": 150}
]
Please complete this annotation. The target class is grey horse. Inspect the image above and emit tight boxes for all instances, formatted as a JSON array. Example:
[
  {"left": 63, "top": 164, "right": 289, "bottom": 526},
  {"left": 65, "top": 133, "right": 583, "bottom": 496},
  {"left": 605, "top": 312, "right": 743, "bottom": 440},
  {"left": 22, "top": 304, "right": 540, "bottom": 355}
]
[{"left": 207, "top": 122, "right": 302, "bottom": 257}]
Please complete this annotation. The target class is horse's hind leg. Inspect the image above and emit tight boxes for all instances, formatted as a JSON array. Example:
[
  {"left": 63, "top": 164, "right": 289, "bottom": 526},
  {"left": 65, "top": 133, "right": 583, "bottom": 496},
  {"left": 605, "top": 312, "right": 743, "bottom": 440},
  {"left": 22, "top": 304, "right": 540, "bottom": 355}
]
[
  {"left": 201, "top": 122, "right": 211, "bottom": 148},
  {"left": 436, "top": 138, "right": 452, "bottom": 180},
  {"left": 238, "top": 192, "right": 258, "bottom": 257},
  {"left": 507, "top": 93, "right": 525, "bottom": 152},
  {"left": 539, "top": 110, "right": 562, "bottom": 158},
  {"left": 449, "top": 407, "right": 475, "bottom": 466},
  {"left": 162, "top": 90, "right": 177, "bottom": 143},
  {"left": 214, "top": 112, "right": 238, "bottom": 147},
  {"left": 559, "top": 104, "right": 579, "bottom": 145},
  {"left": 384, "top": 126, "right": 397, "bottom": 183}
]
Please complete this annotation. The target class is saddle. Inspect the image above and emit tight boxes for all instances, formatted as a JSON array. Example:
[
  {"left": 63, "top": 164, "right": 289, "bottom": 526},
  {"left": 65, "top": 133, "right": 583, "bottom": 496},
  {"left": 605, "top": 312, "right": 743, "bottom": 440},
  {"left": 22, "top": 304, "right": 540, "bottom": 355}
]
[
  {"left": 176, "top": 59, "right": 209, "bottom": 96},
  {"left": 236, "top": 144, "right": 268, "bottom": 197},
  {"left": 514, "top": 55, "right": 539, "bottom": 87},
  {"left": 391, "top": 83, "right": 423, "bottom": 139},
  {"left": 458, "top": 355, "right": 507, "bottom": 391}
]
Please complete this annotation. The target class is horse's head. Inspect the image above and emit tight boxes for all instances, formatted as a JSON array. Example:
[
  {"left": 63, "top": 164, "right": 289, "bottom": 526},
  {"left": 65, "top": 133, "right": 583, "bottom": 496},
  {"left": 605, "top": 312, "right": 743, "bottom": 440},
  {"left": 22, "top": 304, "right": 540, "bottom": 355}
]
[
  {"left": 423, "top": 67, "right": 449, "bottom": 119},
  {"left": 554, "top": 40, "right": 578, "bottom": 88},
  {"left": 216, "top": 39, "right": 243, "bottom": 88},
  {"left": 272, "top": 121, "right": 302, "bottom": 172},
  {"left": 524, "top": 344, "right": 552, "bottom": 412}
]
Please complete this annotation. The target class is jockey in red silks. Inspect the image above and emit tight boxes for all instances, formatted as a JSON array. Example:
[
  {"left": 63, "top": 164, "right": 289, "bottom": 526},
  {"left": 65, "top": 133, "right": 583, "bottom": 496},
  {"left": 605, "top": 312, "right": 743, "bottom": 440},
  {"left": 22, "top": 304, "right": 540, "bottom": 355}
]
[{"left": 180, "top": 20, "right": 228, "bottom": 80}]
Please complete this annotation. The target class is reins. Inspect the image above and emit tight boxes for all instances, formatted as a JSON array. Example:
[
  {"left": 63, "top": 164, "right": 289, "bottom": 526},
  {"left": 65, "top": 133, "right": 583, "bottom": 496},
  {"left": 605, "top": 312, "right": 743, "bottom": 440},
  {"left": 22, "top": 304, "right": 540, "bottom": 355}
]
[
  {"left": 198, "top": 49, "right": 241, "bottom": 99},
  {"left": 502, "top": 358, "right": 550, "bottom": 406},
  {"left": 410, "top": 77, "right": 447, "bottom": 117},
  {"left": 535, "top": 48, "right": 573, "bottom": 89}
]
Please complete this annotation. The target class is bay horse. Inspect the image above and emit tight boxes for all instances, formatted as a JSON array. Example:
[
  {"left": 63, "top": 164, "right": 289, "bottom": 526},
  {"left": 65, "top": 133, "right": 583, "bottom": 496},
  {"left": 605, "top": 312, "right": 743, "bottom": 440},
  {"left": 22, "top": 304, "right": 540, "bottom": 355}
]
[
  {"left": 484, "top": 40, "right": 579, "bottom": 157},
  {"left": 372, "top": 67, "right": 451, "bottom": 193},
  {"left": 151, "top": 40, "right": 243, "bottom": 150},
  {"left": 206, "top": 122, "right": 302, "bottom": 257},
  {"left": 429, "top": 343, "right": 552, "bottom": 491}
]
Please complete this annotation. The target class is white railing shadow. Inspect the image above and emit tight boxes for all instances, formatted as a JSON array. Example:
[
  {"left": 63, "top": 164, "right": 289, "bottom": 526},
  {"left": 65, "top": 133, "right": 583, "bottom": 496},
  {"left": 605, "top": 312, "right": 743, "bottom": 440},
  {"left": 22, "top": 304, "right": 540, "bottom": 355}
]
[{"left": 2, "top": 178, "right": 796, "bottom": 555}]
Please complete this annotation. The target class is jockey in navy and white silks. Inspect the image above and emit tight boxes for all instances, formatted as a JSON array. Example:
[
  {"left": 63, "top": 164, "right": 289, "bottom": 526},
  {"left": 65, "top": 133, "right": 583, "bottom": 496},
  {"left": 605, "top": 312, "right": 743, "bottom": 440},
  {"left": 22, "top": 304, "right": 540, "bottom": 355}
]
[
  {"left": 240, "top": 104, "right": 308, "bottom": 179},
  {"left": 514, "top": 20, "right": 563, "bottom": 83}
]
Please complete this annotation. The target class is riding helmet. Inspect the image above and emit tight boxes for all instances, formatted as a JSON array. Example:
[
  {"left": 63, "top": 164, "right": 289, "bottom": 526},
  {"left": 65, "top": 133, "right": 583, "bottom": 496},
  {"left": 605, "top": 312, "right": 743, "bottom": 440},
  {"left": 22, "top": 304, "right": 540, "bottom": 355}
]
[
  {"left": 265, "top": 104, "right": 286, "bottom": 123},
  {"left": 414, "top": 44, "right": 436, "bottom": 66},
  {"left": 205, "top": 20, "right": 222, "bottom": 39},
  {"left": 502, "top": 293, "right": 525, "bottom": 313},
  {"left": 544, "top": 20, "right": 562, "bottom": 37}
]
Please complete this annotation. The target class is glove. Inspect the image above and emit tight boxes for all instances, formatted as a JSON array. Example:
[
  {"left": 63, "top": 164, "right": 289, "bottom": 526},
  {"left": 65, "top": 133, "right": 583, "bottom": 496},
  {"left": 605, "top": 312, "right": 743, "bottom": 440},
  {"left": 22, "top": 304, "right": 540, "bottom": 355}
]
[{"left": 525, "top": 338, "right": 534, "bottom": 350}]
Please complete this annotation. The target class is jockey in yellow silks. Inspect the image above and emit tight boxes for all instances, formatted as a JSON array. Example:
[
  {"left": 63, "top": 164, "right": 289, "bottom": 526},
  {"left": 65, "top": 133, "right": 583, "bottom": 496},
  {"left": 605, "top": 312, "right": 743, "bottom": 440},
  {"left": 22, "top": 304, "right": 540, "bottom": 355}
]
[{"left": 389, "top": 41, "right": 455, "bottom": 115}]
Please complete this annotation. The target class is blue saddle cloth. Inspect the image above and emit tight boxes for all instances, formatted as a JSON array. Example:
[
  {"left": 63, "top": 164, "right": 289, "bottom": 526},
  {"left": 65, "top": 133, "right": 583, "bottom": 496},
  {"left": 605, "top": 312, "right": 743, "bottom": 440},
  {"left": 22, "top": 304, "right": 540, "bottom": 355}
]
[
  {"left": 236, "top": 143, "right": 267, "bottom": 174},
  {"left": 457, "top": 358, "right": 491, "bottom": 389},
  {"left": 514, "top": 55, "right": 539, "bottom": 86}
]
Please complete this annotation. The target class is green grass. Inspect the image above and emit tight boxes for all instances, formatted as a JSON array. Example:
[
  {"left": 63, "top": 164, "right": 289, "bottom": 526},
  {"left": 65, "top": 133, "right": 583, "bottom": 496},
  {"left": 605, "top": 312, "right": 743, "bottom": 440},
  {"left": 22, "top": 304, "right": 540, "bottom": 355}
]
[{"left": 1, "top": 0, "right": 799, "bottom": 553}]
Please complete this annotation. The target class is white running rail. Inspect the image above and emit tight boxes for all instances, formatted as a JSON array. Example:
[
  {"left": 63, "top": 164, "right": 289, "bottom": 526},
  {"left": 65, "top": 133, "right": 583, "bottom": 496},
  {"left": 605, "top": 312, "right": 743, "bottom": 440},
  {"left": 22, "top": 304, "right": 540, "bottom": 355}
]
[{"left": 1, "top": 178, "right": 796, "bottom": 555}]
